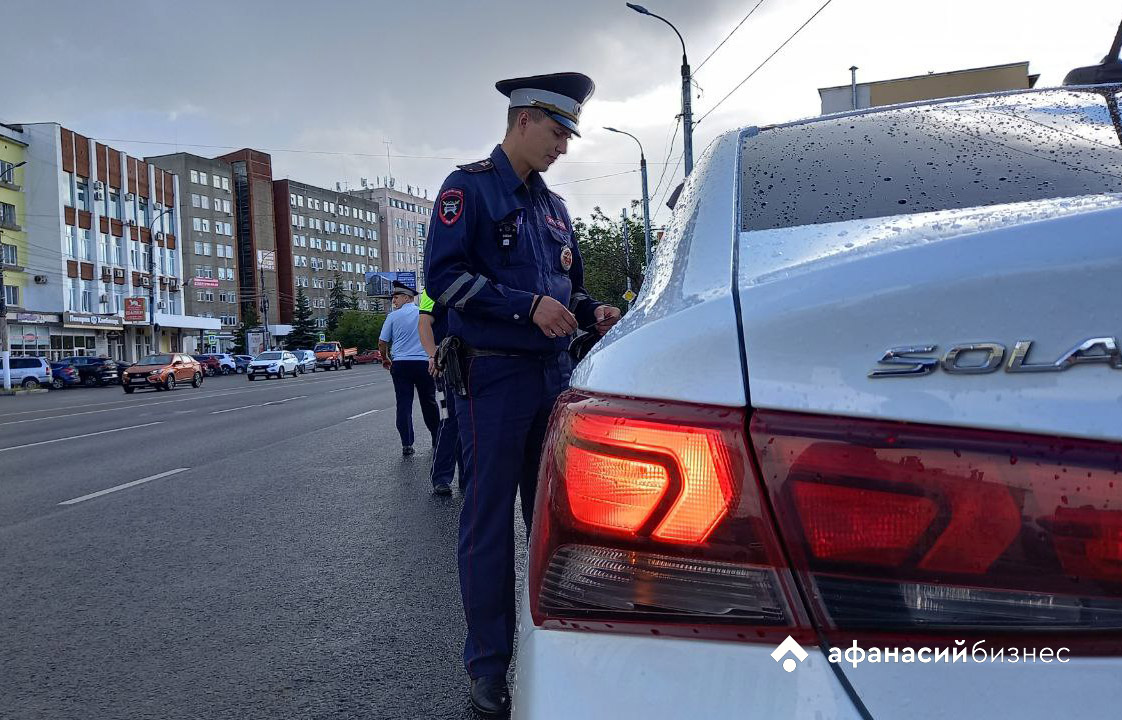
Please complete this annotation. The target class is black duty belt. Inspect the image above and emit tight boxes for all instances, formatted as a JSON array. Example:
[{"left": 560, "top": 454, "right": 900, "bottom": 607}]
[{"left": 461, "top": 344, "right": 548, "bottom": 360}]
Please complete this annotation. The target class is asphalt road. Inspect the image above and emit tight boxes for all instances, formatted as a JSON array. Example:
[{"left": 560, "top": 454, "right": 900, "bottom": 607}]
[{"left": 0, "top": 365, "right": 519, "bottom": 719}]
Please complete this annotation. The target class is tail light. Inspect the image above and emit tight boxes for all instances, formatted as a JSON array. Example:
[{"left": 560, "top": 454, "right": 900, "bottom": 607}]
[
  {"left": 528, "top": 393, "right": 811, "bottom": 644},
  {"left": 752, "top": 410, "right": 1122, "bottom": 646},
  {"left": 529, "top": 395, "right": 1122, "bottom": 651}
]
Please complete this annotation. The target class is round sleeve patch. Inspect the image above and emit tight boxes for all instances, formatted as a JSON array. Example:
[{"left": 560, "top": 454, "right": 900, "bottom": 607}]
[{"left": 439, "top": 188, "right": 464, "bottom": 226}]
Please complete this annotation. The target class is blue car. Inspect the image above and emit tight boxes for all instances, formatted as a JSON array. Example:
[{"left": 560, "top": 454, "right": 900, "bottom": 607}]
[
  {"left": 49, "top": 362, "right": 82, "bottom": 389},
  {"left": 233, "top": 355, "right": 253, "bottom": 374}
]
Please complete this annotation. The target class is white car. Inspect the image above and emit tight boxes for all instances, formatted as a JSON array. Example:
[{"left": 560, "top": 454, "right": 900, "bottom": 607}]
[
  {"left": 246, "top": 351, "right": 298, "bottom": 380},
  {"left": 206, "top": 353, "right": 238, "bottom": 374},
  {"left": 513, "top": 85, "right": 1122, "bottom": 719}
]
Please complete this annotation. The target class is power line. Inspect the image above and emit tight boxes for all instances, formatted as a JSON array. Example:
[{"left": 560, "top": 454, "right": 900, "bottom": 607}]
[
  {"left": 694, "top": 0, "right": 768, "bottom": 74},
  {"left": 553, "top": 169, "right": 637, "bottom": 187},
  {"left": 696, "top": 0, "right": 837, "bottom": 126},
  {"left": 648, "top": 117, "right": 682, "bottom": 207}
]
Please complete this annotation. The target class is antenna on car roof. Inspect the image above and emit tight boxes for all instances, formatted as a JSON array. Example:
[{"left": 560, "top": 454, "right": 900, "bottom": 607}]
[{"left": 1063, "top": 15, "right": 1122, "bottom": 85}]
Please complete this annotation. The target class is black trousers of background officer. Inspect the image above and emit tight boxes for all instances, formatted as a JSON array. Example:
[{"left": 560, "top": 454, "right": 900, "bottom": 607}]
[
  {"left": 390, "top": 360, "right": 440, "bottom": 448},
  {"left": 457, "top": 353, "right": 567, "bottom": 679}
]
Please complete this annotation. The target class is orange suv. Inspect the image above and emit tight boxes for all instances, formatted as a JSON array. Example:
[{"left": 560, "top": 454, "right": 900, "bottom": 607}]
[{"left": 122, "top": 353, "right": 204, "bottom": 393}]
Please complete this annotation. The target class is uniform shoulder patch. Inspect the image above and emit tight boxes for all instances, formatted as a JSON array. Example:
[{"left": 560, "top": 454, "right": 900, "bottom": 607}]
[
  {"left": 457, "top": 158, "right": 494, "bottom": 173},
  {"left": 438, "top": 188, "right": 464, "bottom": 226}
]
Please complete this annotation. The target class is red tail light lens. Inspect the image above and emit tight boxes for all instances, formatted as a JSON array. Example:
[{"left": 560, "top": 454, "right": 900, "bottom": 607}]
[
  {"left": 751, "top": 410, "right": 1122, "bottom": 636},
  {"left": 529, "top": 393, "right": 808, "bottom": 643}
]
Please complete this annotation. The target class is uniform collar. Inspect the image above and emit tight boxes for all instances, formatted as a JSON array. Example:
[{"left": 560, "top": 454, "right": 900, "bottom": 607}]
[{"left": 491, "top": 145, "right": 548, "bottom": 197}]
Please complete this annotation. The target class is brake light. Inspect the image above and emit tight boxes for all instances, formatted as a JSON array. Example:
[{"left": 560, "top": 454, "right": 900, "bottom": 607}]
[
  {"left": 528, "top": 393, "right": 808, "bottom": 643},
  {"left": 751, "top": 410, "right": 1122, "bottom": 640}
]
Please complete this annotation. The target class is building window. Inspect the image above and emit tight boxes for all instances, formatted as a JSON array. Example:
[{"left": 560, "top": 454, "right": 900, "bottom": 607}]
[
  {"left": 193, "top": 217, "right": 202, "bottom": 232},
  {"left": 195, "top": 241, "right": 204, "bottom": 255},
  {"left": 190, "top": 170, "right": 199, "bottom": 184},
  {"left": 199, "top": 172, "right": 208, "bottom": 185},
  {"left": 216, "top": 244, "right": 225, "bottom": 258},
  {"left": 221, "top": 177, "right": 230, "bottom": 191},
  {"left": 1, "top": 242, "right": 16, "bottom": 265},
  {"left": 3, "top": 284, "right": 18, "bottom": 307},
  {"left": 202, "top": 219, "right": 210, "bottom": 233},
  {"left": 213, "top": 175, "right": 222, "bottom": 189},
  {"left": 0, "top": 202, "right": 16, "bottom": 228},
  {"left": 201, "top": 196, "right": 210, "bottom": 210}
]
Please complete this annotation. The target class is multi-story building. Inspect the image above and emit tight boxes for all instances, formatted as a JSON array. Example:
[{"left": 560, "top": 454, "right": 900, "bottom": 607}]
[
  {"left": 215, "top": 149, "right": 287, "bottom": 339},
  {"left": 1, "top": 124, "right": 29, "bottom": 357},
  {"left": 273, "top": 179, "right": 381, "bottom": 328},
  {"left": 347, "top": 183, "right": 432, "bottom": 282},
  {"left": 147, "top": 153, "right": 239, "bottom": 351},
  {"left": 15, "top": 123, "right": 218, "bottom": 362},
  {"left": 819, "top": 61, "right": 1039, "bottom": 114}
]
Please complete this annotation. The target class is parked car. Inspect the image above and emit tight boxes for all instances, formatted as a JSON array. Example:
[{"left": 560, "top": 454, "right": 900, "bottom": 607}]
[
  {"left": 353, "top": 349, "right": 382, "bottom": 365},
  {"left": 233, "top": 355, "right": 253, "bottom": 373},
  {"left": 122, "top": 354, "right": 204, "bottom": 393},
  {"left": 513, "top": 85, "right": 1122, "bottom": 718},
  {"left": 58, "top": 356, "right": 119, "bottom": 387},
  {"left": 49, "top": 362, "right": 81, "bottom": 389},
  {"left": 291, "top": 349, "right": 317, "bottom": 374},
  {"left": 247, "top": 351, "right": 298, "bottom": 380},
  {"left": 1, "top": 356, "right": 52, "bottom": 389},
  {"left": 314, "top": 341, "right": 357, "bottom": 370},
  {"left": 111, "top": 360, "right": 131, "bottom": 383},
  {"left": 200, "top": 353, "right": 237, "bottom": 374},
  {"left": 192, "top": 354, "right": 223, "bottom": 377}
]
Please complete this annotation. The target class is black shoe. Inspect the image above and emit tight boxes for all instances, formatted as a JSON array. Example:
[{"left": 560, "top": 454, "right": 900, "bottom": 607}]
[
  {"left": 433, "top": 483, "right": 452, "bottom": 496},
  {"left": 403, "top": 446, "right": 415, "bottom": 457},
  {"left": 469, "top": 675, "right": 510, "bottom": 717}
]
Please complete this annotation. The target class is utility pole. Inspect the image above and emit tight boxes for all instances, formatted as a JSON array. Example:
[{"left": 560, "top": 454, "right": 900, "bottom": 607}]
[
  {"left": 627, "top": 4, "right": 694, "bottom": 175},
  {"left": 1, "top": 160, "right": 27, "bottom": 391},
  {"left": 604, "top": 127, "right": 654, "bottom": 266},
  {"left": 260, "top": 266, "right": 271, "bottom": 350},
  {"left": 850, "top": 66, "right": 859, "bottom": 110},
  {"left": 620, "top": 208, "right": 633, "bottom": 309},
  {"left": 148, "top": 206, "right": 173, "bottom": 357}
]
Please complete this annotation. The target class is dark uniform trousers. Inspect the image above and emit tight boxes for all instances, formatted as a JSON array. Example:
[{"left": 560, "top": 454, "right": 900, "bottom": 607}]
[
  {"left": 430, "top": 375, "right": 464, "bottom": 489},
  {"left": 390, "top": 360, "right": 440, "bottom": 447},
  {"left": 457, "top": 354, "right": 566, "bottom": 678}
]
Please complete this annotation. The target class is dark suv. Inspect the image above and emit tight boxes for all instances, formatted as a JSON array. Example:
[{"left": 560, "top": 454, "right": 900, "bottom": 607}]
[{"left": 58, "top": 356, "right": 120, "bottom": 387}]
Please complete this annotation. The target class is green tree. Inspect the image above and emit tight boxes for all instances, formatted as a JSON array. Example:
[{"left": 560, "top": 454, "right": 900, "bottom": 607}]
[
  {"left": 232, "top": 305, "right": 260, "bottom": 354},
  {"left": 348, "top": 287, "right": 360, "bottom": 310},
  {"left": 333, "top": 310, "right": 386, "bottom": 351},
  {"left": 327, "top": 271, "right": 348, "bottom": 333},
  {"left": 287, "top": 288, "right": 318, "bottom": 349},
  {"left": 572, "top": 205, "right": 648, "bottom": 313}
]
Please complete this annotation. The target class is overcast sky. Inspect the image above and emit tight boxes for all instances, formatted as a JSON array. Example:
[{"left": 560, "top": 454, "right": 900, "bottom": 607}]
[{"left": 5, "top": 0, "right": 1120, "bottom": 225}]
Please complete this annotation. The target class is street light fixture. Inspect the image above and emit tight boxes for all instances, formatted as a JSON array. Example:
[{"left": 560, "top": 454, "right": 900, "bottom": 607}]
[
  {"left": 1, "top": 160, "right": 29, "bottom": 391},
  {"left": 147, "top": 205, "right": 175, "bottom": 356},
  {"left": 603, "top": 127, "right": 653, "bottom": 266},
  {"left": 626, "top": 3, "right": 694, "bottom": 176}
]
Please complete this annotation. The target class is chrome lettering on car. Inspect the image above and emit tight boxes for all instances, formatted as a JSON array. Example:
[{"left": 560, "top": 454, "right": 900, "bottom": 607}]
[{"left": 869, "top": 338, "right": 1122, "bottom": 378}]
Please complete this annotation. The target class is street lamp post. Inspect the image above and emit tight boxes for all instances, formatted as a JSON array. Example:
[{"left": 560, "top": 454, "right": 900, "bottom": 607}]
[
  {"left": 1, "top": 160, "right": 28, "bottom": 391},
  {"left": 148, "top": 206, "right": 174, "bottom": 357},
  {"left": 604, "top": 127, "right": 653, "bottom": 266},
  {"left": 627, "top": 3, "right": 694, "bottom": 176}
]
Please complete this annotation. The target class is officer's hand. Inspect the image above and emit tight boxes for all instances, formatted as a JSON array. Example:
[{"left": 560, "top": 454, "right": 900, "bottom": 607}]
[
  {"left": 382, "top": 359, "right": 392, "bottom": 371},
  {"left": 593, "top": 305, "right": 622, "bottom": 335},
  {"left": 428, "top": 356, "right": 440, "bottom": 377},
  {"left": 532, "top": 295, "right": 578, "bottom": 338}
]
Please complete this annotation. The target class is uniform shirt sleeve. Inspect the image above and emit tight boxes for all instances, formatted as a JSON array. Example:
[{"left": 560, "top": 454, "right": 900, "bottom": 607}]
[
  {"left": 378, "top": 312, "right": 394, "bottom": 343},
  {"left": 424, "top": 177, "right": 536, "bottom": 324},
  {"left": 417, "top": 289, "right": 435, "bottom": 315}
]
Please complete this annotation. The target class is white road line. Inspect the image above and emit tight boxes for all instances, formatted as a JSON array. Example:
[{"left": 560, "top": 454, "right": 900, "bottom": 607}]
[
  {"left": 59, "top": 467, "right": 190, "bottom": 506},
  {"left": 0, "top": 422, "right": 164, "bottom": 453},
  {"left": 327, "top": 382, "right": 379, "bottom": 394},
  {"left": 347, "top": 406, "right": 392, "bottom": 420},
  {"left": 210, "top": 395, "right": 307, "bottom": 415}
]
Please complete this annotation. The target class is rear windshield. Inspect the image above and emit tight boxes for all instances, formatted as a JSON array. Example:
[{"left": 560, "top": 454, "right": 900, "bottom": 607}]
[
  {"left": 740, "top": 87, "right": 1122, "bottom": 231},
  {"left": 257, "top": 352, "right": 282, "bottom": 360}
]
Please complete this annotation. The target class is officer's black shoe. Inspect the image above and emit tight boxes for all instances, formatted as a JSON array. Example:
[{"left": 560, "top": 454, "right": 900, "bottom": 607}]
[
  {"left": 433, "top": 482, "right": 452, "bottom": 496},
  {"left": 402, "top": 446, "right": 415, "bottom": 457},
  {"left": 469, "top": 675, "right": 510, "bottom": 717}
]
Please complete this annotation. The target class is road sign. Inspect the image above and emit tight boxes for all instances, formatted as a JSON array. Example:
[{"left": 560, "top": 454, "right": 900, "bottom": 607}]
[
  {"left": 317, "top": 332, "right": 326, "bottom": 342},
  {"left": 623, "top": 289, "right": 636, "bottom": 302}
]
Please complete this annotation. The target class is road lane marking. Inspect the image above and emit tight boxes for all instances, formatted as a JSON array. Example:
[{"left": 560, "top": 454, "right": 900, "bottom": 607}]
[
  {"left": 347, "top": 406, "right": 392, "bottom": 420},
  {"left": 327, "top": 382, "right": 379, "bottom": 394},
  {"left": 0, "top": 422, "right": 164, "bottom": 454},
  {"left": 210, "top": 395, "right": 308, "bottom": 415},
  {"left": 58, "top": 467, "right": 190, "bottom": 505}
]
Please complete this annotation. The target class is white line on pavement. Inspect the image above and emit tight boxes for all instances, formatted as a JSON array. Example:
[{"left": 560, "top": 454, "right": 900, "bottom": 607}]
[
  {"left": 210, "top": 395, "right": 308, "bottom": 415},
  {"left": 327, "top": 382, "right": 379, "bottom": 394},
  {"left": 0, "top": 422, "right": 164, "bottom": 453},
  {"left": 347, "top": 406, "right": 392, "bottom": 420},
  {"left": 58, "top": 467, "right": 190, "bottom": 506}
]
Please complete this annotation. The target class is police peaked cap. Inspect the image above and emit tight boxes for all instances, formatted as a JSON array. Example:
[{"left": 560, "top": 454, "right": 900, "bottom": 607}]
[
  {"left": 496, "top": 72, "right": 595, "bottom": 137},
  {"left": 391, "top": 281, "right": 417, "bottom": 297}
]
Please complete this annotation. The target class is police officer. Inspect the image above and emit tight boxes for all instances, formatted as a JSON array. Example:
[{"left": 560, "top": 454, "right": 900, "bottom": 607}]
[
  {"left": 417, "top": 289, "right": 463, "bottom": 495},
  {"left": 424, "top": 72, "right": 620, "bottom": 716},
  {"left": 378, "top": 281, "right": 440, "bottom": 457}
]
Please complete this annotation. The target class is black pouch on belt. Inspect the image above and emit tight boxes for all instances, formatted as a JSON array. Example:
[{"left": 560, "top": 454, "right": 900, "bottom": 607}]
[{"left": 436, "top": 336, "right": 468, "bottom": 397}]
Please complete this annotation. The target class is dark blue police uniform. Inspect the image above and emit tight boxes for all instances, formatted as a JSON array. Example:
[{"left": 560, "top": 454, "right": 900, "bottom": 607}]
[
  {"left": 419, "top": 291, "right": 464, "bottom": 491},
  {"left": 423, "top": 73, "right": 603, "bottom": 687}
]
